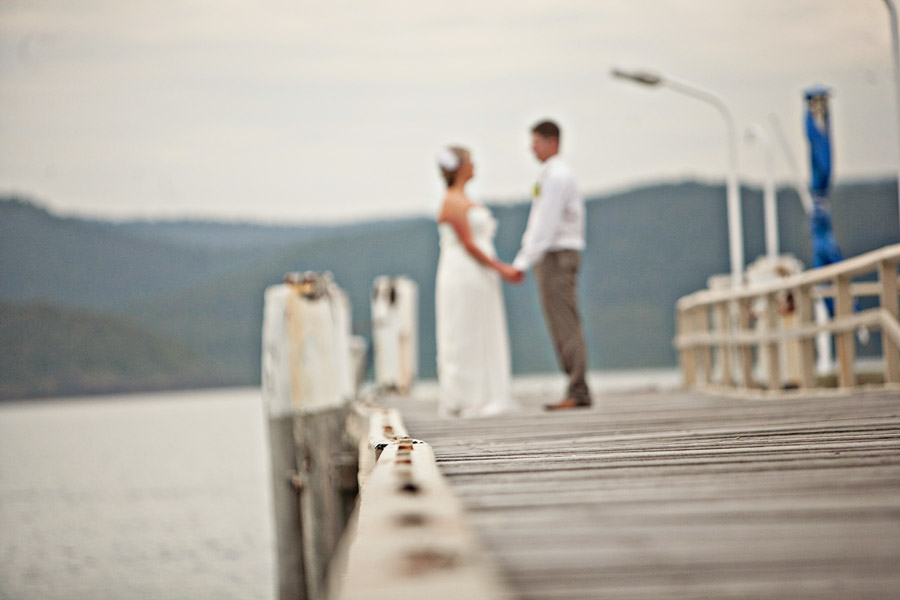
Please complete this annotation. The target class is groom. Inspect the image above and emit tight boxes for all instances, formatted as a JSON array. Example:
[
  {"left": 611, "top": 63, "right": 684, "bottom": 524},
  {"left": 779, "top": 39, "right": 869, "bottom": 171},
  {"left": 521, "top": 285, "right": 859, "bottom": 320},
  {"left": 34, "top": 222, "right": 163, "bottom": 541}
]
[{"left": 511, "top": 119, "right": 592, "bottom": 410}]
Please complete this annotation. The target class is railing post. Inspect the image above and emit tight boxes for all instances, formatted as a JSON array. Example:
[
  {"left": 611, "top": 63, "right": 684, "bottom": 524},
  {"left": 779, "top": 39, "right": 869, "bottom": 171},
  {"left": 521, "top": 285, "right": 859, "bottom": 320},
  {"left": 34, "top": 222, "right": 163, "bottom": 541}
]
[
  {"left": 764, "top": 293, "right": 781, "bottom": 390},
  {"left": 696, "top": 306, "right": 712, "bottom": 384},
  {"left": 715, "top": 302, "right": 733, "bottom": 387},
  {"left": 795, "top": 285, "right": 817, "bottom": 390},
  {"left": 677, "top": 305, "right": 697, "bottom": 388},
  {"left": 878, "top": 258, "right": 900, "bottom": 383},
  {"left": 834, "top": 274, "right": 856, "bottom": 388},
  {"left": 737, "top": 298, "right": 754, "bottom": 389}
]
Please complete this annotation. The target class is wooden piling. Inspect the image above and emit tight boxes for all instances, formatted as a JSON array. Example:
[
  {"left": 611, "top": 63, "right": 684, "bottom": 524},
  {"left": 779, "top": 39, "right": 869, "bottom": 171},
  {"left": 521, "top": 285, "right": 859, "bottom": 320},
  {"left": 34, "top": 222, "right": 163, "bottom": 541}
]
[
  {"left": 262, "top": 275, "right": 361, "bottom": 600},
  {"left": 267, "top": 413, "right": 308, "bottom": 600},
  {"left": 294, "top": 407, "right": 357, "bottom": 600}
]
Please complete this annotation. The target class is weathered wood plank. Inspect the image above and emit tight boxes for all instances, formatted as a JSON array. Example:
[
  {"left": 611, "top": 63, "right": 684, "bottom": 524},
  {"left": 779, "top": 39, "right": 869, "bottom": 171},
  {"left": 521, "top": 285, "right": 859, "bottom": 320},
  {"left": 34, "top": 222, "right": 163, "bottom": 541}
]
[{"left": 383, "top": 388, "right": 900, "bottom": 599}]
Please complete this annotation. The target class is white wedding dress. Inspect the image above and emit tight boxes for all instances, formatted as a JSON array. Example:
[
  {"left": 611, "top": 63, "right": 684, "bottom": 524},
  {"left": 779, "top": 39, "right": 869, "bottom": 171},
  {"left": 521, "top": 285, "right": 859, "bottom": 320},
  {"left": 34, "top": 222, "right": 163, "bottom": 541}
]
[{"left": 436, "top": 205, "right": 518, "bottom": 417}]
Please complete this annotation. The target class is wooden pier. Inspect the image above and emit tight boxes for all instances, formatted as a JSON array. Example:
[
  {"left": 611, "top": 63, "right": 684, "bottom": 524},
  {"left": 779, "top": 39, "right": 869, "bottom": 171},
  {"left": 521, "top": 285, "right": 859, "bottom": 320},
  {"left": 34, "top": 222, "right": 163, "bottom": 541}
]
[
  {"left": 366, "top": 386, "right": 900, "bottom": 599},
  {"left": 263, "top": 261, "right": 900, "bottom": 599}
]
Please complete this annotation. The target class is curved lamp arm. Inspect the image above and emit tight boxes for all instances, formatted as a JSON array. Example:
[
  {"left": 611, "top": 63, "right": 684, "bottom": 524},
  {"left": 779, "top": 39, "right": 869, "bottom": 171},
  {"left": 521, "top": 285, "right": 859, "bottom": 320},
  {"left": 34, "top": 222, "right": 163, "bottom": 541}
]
[{"left": 612, "top": 67, "right": 744, "bottom": 285}]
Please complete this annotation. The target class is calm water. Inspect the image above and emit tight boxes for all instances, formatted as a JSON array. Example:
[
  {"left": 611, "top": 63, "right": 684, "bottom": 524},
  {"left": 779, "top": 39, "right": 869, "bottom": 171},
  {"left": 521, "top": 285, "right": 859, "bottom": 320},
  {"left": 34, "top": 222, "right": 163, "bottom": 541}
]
[
  {"left": 0, "top": 370, "right": 681, "bottom": 600},
  {"left": 0, "top": 388, "right": 275, "bottom": 600}
]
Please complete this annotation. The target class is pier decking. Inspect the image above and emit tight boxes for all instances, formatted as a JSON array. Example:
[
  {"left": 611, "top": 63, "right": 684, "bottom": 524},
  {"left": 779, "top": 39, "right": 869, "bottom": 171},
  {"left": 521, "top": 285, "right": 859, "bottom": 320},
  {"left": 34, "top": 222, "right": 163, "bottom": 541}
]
[{"left": 381, "top": 386, "right": 900, "bottom": 599}]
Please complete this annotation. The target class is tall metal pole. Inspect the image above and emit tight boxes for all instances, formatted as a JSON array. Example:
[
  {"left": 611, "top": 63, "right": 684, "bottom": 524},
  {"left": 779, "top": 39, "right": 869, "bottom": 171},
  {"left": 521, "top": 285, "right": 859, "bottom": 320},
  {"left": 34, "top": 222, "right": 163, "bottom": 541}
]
[
  {"left": 746, "top": 123, "right": 778, "bottom": 259},
  {"left": 612, "top": 68, "right": 745, "bottom": 286},
  {"left": 884, "top": 0, "right": 900, "bottom": 229}
]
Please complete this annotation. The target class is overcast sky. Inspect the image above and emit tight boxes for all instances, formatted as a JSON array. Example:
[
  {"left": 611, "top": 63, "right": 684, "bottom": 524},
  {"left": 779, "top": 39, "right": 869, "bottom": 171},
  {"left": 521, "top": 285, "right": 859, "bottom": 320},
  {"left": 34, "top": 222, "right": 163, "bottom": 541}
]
[{"left": 1, "top": 1, "right": 897, "bottom": 223}]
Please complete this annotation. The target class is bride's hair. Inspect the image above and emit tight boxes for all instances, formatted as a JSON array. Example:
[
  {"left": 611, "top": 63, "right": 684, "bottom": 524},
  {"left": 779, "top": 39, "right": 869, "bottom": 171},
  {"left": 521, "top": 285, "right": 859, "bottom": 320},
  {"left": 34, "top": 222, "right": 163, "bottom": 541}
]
[{"left": 439, "top": 146, "right": 469, "bottom": 187}]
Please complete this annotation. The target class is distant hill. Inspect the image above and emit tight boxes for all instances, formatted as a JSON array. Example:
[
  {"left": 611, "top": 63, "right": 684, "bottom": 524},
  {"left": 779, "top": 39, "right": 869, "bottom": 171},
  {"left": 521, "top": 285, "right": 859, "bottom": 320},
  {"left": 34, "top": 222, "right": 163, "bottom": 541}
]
[
  {"left": 118, "top": 218, "right": 443, "bottom": 383},
  {"left": 1, "top": 178, "right": 897, "bottom": 399},
  {"left": 0, "top": 301, "right": 238, "bottom": 399},
  {"left": 0, "top": 198, "right": 284, "bottom": 308},
  {"left": 0, "top": 197, "right": 444, "bottom": 309},
  {"left": 110, "top": 215, "right": 421, "bottom": 250}
]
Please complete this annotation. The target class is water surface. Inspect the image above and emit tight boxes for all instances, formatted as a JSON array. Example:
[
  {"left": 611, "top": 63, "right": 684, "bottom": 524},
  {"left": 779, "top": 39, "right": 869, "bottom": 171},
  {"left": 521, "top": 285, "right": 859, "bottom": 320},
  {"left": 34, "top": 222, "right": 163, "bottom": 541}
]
[
  {"left": 0, "top": 369, "right": 681, "bottom": 599},
  {"left": 0, "top": 388, "right": 274, "bottom": 600}
]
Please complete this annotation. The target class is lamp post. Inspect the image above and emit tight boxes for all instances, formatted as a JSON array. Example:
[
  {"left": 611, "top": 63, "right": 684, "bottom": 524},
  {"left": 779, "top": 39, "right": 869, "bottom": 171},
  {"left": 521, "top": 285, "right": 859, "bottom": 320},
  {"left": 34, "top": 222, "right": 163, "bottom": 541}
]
[
  {"left": 612, "top": 68, "right": 744, "bottom": 286},
  {"left": 883, "top": 0, "right": 900, "bottom": 229},
  {"left": 746, "top": 123, "right": 778, "bottom": 260}
]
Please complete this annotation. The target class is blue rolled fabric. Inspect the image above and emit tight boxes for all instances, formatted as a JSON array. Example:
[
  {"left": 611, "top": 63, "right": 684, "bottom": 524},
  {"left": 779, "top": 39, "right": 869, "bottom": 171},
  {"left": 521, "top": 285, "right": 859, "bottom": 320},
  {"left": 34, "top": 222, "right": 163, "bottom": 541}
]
[
  {"left": 805, "top": 109, "right": 831, "bottom": 197},
  {"left": 804, "top": 86, "right": 845, "bottom": 316},
  {"left": 809, "top": 201, "right": 861, "bottom": 316},
  {"left": 810, "top": 201, "right": 843, "bottom": 269}
]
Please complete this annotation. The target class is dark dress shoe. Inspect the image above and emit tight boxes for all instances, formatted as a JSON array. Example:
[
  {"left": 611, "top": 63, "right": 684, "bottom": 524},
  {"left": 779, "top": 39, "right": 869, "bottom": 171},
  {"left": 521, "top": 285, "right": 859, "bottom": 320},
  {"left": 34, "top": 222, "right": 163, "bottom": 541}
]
[{"left": 543, "top": 398, "right": 591, "bottom": 411}]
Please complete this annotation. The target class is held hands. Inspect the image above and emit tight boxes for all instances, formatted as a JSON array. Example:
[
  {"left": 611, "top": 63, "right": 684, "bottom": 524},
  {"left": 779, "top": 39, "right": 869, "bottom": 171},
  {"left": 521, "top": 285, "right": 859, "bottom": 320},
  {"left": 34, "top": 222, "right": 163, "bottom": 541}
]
[{"left": 498, "top": 263, "right": 525, "bottom": 285}]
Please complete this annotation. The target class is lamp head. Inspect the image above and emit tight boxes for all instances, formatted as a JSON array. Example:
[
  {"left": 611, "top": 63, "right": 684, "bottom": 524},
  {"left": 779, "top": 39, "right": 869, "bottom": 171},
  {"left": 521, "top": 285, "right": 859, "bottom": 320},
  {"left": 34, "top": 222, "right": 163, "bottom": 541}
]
[{"left": 611, "top": 68, "right": 662, "bottom": 86}]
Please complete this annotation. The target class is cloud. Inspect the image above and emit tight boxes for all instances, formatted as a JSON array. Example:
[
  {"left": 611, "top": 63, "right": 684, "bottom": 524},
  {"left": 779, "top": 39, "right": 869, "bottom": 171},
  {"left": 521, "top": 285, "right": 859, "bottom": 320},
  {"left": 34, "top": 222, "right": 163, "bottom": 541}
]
[{"left": 0, "top": 1, "right": 897, "bottom": 222}]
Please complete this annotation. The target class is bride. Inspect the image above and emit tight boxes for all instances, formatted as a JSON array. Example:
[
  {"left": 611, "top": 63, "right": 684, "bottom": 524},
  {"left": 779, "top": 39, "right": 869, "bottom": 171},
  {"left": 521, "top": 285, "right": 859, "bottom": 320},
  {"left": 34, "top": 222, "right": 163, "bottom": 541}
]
[{"left": 434, "top": 146, "right": 522, "bottom": 417}]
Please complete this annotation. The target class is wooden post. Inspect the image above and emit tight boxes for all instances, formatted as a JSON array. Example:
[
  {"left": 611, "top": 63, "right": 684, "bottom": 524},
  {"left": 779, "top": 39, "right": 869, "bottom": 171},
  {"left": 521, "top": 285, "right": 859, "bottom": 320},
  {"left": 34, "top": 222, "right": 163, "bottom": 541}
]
[
  {"left": 697, "top": 306, "right": 713, "bottom": 384},
  {"left": 371, "top": 276, "right": 419, "bottom": 393},
  {"left": 834, "top": 275, "right": 856, "bottom": 388},
  {"left": 765, "top": 293, "right": 781, "bottom": 390},
  {"left": 677, "top": 306, "right": 696, "bottom": 388},
  {"left": 737, "top": 299, "right": 754, "bottom": 389},
  {"left": 263, "top": 285, "right": 308, "bottom": 600},
  {"left": 263, "top": 275, "right": 360, "bottom": 600},
  {"left": 295, "top": 407, "right": 357, "bottom": 600},
  {"left": 878, "top": 259, "right": 900, "bottom": 384},
  {"left": 267, "top": 413, "right": 307, "bottom": 600},
  {"left": 795, "top": 285, "right": 817, "bottom": 390},
  {"left": 716, "top": 302, "right": 733, "bottom": 387}
]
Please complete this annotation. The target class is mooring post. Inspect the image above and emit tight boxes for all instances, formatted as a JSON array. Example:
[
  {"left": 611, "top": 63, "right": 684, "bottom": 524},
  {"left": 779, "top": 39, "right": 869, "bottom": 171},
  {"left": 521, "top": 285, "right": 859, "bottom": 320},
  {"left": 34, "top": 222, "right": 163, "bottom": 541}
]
[
  {"left": 262, "top": 273, "right": 361, "bottom": 600},
  {"left": 371, "top": 276, "right": 419, "bottom": 393},
  {"left": 262, "top": 284, "right": 308, "bottom": 600}
]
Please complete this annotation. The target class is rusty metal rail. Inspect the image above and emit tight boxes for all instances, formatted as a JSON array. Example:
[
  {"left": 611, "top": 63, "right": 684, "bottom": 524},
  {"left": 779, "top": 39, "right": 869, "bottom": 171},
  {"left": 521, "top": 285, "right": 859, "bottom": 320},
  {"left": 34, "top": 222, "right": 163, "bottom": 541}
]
[{"left": 675, "top": 243, "right": 900, "bottom": 394}]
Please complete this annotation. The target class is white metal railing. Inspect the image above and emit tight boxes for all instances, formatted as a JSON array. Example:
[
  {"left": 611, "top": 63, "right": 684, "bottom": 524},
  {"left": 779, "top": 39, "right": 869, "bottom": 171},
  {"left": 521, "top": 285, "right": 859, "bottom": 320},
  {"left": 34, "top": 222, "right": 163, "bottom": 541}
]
[{"left": 675, "top": 244, "right": 900, "bottom": 393}]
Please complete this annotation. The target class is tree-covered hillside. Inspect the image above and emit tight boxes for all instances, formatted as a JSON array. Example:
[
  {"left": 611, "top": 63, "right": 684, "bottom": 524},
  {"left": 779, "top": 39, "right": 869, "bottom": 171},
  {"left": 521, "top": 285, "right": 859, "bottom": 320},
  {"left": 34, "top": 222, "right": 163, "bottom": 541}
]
[
  {"left": 1, "top": 178, "right": 897, "bottom": 399},
  {"left": 0, "top": 301, "right": 238, "bottom": 399}
]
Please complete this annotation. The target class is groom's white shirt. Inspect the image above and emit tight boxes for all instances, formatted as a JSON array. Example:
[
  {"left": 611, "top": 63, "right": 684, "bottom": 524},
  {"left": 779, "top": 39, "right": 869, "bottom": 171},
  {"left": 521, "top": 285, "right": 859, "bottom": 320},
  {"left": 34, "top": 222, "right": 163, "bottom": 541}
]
[{"left": 512, "top": 154, "right": 585, "bottom": 272}]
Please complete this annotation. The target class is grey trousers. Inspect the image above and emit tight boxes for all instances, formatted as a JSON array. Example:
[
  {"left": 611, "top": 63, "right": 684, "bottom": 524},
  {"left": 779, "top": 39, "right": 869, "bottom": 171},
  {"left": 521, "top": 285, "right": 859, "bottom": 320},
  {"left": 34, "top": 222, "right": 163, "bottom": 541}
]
[{"left": 533, "top": 249, "right": 591, "bottom": 405}]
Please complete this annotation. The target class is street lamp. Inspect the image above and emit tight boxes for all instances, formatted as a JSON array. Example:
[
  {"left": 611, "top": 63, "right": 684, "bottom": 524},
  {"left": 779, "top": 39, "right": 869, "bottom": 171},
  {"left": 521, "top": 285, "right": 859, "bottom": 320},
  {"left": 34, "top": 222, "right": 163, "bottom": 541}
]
[
  {"left": 746, "top": 123, "right": 778, "bottom": 260},
  {"left": 882, "top": 0, "right": 900, "bottom": 229},
  {"left": 612, "top": 68, "right": 745, "bottom": 286}
]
